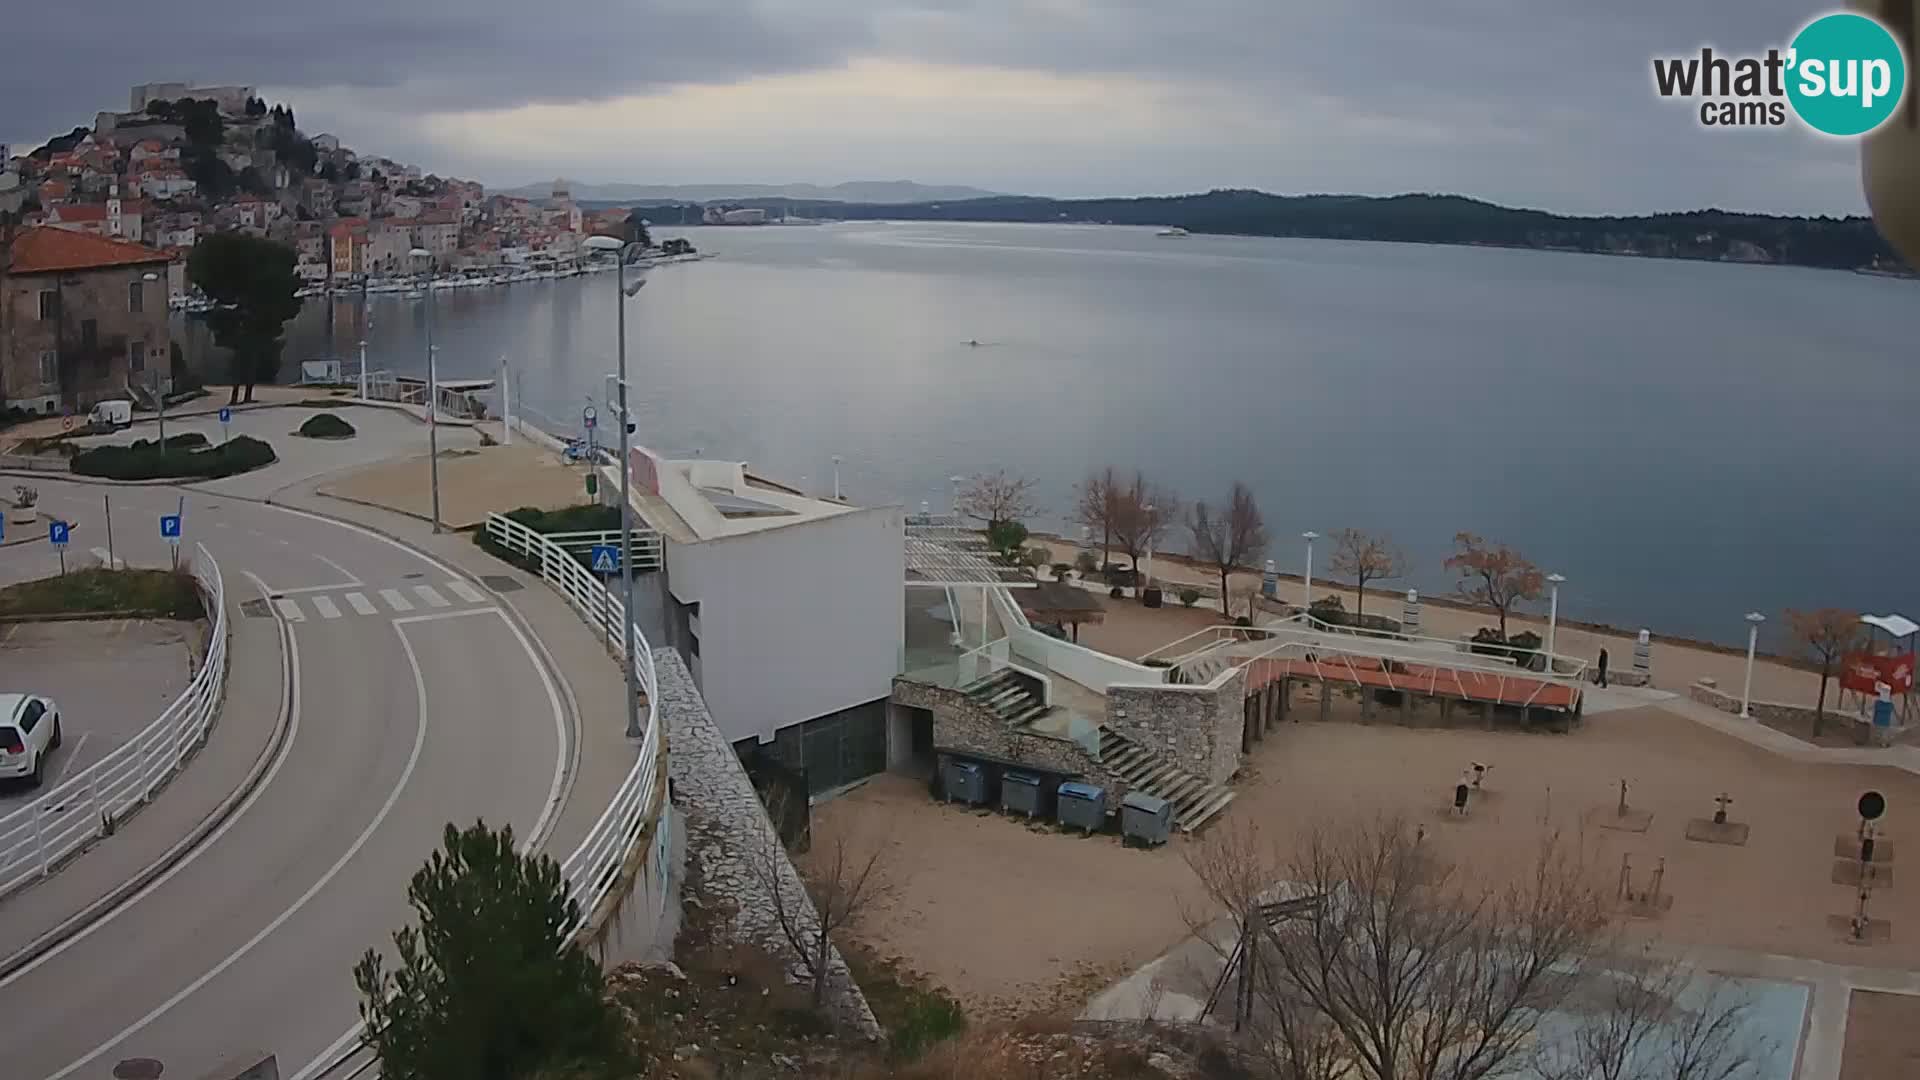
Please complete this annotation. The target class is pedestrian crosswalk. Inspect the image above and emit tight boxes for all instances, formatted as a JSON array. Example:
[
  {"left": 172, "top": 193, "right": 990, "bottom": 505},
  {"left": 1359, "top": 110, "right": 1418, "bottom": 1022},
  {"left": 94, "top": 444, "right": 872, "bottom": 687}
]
[{"left": 267, "top": 580, "right": 493, "bottom": 623}]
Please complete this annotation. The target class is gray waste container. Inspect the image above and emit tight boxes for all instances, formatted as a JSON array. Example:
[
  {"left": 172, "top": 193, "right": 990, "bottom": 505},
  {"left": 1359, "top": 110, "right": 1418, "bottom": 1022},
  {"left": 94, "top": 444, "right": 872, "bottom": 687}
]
[
  {"left": 1121, "top": 791, "right": 1173, "bottom": 846},
  {"left": 944, "top": 759, "right": 988, "bottom": 806},
  {"left": 1002, "top": 770, "right": 1044, "bottom": 818},
  {"left": 1056, "top": 781, "right": 1106, "bottom": 833}
]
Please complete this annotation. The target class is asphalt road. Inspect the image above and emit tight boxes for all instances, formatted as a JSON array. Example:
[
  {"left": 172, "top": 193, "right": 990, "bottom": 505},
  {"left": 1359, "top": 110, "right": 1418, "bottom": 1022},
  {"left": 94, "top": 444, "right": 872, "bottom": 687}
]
[{"left": 0, "top": 477, "right": 570, "bottom": 1080}]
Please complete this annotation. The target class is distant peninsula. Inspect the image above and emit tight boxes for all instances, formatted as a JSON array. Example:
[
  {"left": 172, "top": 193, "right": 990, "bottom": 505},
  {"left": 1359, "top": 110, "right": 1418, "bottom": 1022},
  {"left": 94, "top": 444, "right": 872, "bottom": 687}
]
[{"left": 604, "top": 190, "right": 1908, "bottom": 274}]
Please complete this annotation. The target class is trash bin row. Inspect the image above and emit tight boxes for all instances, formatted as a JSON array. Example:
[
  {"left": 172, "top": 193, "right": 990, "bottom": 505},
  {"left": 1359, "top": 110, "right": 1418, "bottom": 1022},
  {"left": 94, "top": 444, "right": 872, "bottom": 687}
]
[{"left": 941, "top": 757, "right": 1171, "bottom": 846}]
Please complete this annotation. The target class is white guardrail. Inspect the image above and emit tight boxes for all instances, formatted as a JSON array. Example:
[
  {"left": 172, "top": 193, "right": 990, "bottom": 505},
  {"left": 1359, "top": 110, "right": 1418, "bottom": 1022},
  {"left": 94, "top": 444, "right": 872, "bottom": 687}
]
[
  {"left": 0, "top": 542, "right": 228, "bottom": 901},
  {"left": 483, "top": 512, "right": 664, "bottom": 934}
]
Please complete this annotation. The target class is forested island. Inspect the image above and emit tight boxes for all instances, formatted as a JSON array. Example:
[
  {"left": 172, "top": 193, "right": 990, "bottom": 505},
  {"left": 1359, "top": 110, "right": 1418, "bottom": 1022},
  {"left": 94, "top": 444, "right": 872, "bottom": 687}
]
[{"left": 613, "top": 190, "right": 1908, "bottom": 274}]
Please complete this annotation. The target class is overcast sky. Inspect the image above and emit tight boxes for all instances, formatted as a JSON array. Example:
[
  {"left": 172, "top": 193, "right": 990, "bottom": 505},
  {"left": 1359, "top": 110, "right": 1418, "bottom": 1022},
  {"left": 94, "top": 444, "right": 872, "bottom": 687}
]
[{"left": 0, "top": 1, "right": 1875, "bottom": 215}]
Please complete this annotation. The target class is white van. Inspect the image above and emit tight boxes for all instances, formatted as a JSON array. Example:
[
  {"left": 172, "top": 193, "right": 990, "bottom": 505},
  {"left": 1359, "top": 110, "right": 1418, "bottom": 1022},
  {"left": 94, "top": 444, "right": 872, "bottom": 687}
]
[{"left": 86, "top": 399, "right": 133, "bottom": 433}]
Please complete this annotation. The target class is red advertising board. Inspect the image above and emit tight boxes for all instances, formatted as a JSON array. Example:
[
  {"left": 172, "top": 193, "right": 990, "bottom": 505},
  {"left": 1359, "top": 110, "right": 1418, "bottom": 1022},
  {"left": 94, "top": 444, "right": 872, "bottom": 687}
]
[{"left": 1840, "top": 651, "right": 1916, "bottom": 695}]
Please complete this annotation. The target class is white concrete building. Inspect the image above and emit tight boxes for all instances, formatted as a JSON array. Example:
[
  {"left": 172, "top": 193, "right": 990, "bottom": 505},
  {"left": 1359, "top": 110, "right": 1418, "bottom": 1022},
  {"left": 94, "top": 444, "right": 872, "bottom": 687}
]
[{"left": 617, "top": 446, "right": 905, "bottom": 788}]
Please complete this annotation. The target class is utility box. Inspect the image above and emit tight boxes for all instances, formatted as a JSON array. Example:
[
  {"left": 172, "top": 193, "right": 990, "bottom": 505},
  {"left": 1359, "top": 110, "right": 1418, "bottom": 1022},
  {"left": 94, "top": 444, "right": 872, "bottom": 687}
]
[
  {"left": 1002, "top": 770, "right": 1045, "bottom": 818},
  {"left": 1057, "top": 781, "right": 1106, "bottom": 833},
  {"left": 1121, "top": 791, "right": 1174, "bottom": 846},
  {"left": 944, "top": 759, "right": 989, "bottom": 806}
]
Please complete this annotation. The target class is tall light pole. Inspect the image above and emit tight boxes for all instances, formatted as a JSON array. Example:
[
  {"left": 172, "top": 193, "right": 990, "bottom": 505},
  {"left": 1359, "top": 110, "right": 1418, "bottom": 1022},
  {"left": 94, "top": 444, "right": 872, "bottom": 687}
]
[
  {"left": 585, "top": 234, "right": 648, "bottom": 740},
  {"left": 1741, "top": 612, "right": 1766, "bottom": 719},
  {"left": 831, "top": 455, "right": 842, "bottom": 501},
  {"left": 358, "top": 273, "right": 370, "bottom": 401},
  {"left": 1545, "top": 573, "right": 1565, "bottom": 674},
  {"left": 1142, "top": 504, "right": 1157, "bottom": 589},
  {"left": 410, "top": 249, "right": 441, "bottom": 532},
  {"left": 949, "top": 475, "right": 963, "bottom": 518},
  {"left": 141, "top": 271, "right": 166, "bottom": 450},
  {"left": 1301, "top": 531, "right": 1319, "bottom": 613}
]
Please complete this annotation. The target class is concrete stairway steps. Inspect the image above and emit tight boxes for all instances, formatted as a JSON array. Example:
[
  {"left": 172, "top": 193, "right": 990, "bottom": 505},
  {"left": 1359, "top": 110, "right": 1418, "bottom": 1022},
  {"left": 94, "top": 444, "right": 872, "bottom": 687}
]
[{"left": 1098, "top": 727, "right": 1237, "bottom": 831}]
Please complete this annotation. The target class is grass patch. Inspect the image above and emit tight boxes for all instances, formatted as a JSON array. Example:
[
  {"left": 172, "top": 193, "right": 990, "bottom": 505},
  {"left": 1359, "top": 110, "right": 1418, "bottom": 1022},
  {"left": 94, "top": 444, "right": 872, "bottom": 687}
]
[
  {"left": 842, "top": 940, "right": 968, "bottom": 1061},
  {"left": 0, "top": 568, "right": 204, "bottom": 619},
  {"left": 296, "top": 413, "right": 357, "bottom": 439},
  {"left": 72, "top": 434, "right": 275, "bottom": 481}
]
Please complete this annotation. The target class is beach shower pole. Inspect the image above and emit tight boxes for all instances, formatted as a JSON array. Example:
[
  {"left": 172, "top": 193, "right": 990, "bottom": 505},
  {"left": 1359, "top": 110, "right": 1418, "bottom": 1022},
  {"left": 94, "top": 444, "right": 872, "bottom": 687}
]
[
  {"left": 1301, "top": 531, "right": 1319, "bottom": 613},
  {"left": 1546, "top": 573, "right": 1565, "bottom": 673},
  {"left": 1741, "top": 612, "right": 1766, "bottom": 719}
]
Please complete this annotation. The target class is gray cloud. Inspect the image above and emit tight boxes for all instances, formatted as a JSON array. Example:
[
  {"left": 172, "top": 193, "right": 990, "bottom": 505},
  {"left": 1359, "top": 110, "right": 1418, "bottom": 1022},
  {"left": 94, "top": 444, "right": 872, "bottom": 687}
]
[{"left": 0, "top": 0, "right": 1874, "bottom": 214}]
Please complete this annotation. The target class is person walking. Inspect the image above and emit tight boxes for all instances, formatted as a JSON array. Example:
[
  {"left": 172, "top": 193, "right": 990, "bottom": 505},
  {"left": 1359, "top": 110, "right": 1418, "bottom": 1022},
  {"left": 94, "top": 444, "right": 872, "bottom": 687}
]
[{"left": 1597, "top": 647, "right": 1610, "bottom": 688}]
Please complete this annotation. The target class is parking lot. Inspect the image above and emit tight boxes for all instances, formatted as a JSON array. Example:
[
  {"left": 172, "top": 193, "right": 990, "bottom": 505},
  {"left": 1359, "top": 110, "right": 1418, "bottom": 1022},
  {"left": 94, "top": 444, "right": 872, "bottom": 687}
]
[{"left": 0, "top": 619, "right": 199, "bottom": 808}]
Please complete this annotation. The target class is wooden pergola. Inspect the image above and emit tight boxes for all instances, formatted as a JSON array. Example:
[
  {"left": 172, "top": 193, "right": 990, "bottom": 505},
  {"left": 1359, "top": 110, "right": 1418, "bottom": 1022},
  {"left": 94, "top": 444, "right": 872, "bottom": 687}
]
[{"left": 1019, "top": 581, "right": 1106, "bottom": 642}]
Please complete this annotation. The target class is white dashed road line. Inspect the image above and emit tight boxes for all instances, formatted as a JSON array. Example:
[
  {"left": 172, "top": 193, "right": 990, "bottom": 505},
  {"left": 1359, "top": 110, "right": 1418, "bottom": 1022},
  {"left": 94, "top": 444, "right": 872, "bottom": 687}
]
[
  {"left": 272, "top": 598, "right": 305, "bottom": 623},
  {"left": 378, "top": 589, "right": 413, "bottom": 613},
  {"left": 344, "top": 592, "right": 378, "bottom": 616},
  {"left": 444, "top": 579, "right": 486, "bottom": 604},
  {"left": 412, "top": 585, "right": 450, "bottom": 609},
  {"left": 310, "top": 595, "right": 342, "bottom": 620}
]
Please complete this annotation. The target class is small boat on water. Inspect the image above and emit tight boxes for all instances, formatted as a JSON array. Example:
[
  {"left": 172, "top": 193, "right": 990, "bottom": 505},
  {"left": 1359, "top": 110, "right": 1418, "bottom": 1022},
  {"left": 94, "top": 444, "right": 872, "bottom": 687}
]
[{"left": 1156, "top": 226, "right": 1190, "bottom": 238}]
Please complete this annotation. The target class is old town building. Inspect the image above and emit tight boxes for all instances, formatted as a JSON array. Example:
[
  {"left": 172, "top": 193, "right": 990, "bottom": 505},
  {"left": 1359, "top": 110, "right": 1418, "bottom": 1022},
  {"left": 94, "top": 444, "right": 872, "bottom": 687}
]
[{"left": 0, "top": 226, "right": 172, "bottom": 412}]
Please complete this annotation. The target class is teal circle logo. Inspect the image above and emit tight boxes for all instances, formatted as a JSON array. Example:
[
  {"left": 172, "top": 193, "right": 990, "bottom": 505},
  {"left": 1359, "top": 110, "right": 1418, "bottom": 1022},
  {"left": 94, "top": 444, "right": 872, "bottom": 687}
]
[{"left": 1786, "top": 12, "right": 1908, "bottom": 136}]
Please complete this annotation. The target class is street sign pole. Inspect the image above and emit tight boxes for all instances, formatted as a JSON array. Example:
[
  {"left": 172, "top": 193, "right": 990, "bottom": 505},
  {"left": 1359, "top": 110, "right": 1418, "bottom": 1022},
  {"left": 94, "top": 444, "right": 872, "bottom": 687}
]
[
  {"left": 219, "top": 406, "right": 232, "bottom": 445},
  {"left": 104, "top": 494, "right": 114, "bottom": 570},
  {"left": 49, "top": 520, "right": 69, "bottom": 575}
]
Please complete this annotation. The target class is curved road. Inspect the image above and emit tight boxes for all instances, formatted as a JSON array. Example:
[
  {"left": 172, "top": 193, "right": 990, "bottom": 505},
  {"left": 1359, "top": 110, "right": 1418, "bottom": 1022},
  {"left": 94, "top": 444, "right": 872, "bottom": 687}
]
[{"left": 0, "top": 478, "right": 571, "bottom": 1080}]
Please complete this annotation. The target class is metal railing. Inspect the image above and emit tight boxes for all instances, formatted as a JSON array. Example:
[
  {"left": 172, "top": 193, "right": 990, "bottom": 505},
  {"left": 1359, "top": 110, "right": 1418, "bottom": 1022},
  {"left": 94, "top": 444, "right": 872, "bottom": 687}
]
[
  {"left": 541, "top": 529, "right": 664, "bottom": 572},
  {"left": 482, "top": 511, "right": 664, "bottom": 933},
  {"left": 0, "top": 543, "right": 228, "bottom": 901}
]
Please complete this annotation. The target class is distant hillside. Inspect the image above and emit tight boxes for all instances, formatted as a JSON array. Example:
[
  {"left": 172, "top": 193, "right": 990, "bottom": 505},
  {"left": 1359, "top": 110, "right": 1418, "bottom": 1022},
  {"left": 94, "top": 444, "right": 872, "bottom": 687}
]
[
  {"left": 625, "top": 189, "right": 1899, "bottom": 273},
  {"left": 503, "top": 179, "right": 1006, "bottom": 204}
]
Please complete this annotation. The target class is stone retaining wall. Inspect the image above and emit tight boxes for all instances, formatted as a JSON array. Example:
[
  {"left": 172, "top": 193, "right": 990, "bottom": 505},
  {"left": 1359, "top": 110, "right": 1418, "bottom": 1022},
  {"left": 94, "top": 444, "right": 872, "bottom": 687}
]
[
  {"left": 661, "top": 652, "right": 883, "bottom": 1038},
  {"left": 1688, "top": 679, "right": 1887, "bottom": 745},
  {"left": 892, "top": 677, "right": 1132, "bottom": 810},
  {"left": 1105, "top": 666, "right": 1245, "bottom": 785}
]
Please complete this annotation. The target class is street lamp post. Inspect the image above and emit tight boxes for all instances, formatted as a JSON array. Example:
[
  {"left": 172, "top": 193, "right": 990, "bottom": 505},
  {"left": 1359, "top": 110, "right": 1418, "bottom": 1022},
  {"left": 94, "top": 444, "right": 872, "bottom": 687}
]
[
  {"left": 832, "top": 455, "right": 842, "bottom": 502},
  {"left": 949, "top": 475, "right": 963, "bottom": 518},
  {"left": 1301, "top": 531, "right": 1319, "bottom": 613},
  {"left": 1741, "top": 612, "right": 1766, "bottom": 719},
  {"left": 141, "top": 272, "right": 167, "bottom": 452},
  {"left": 409, "top": 249, "right": 442, "bottom": 533},
  {"left": 585, "top": 234, "right": 649, "bottom": 741},
  {"left": 1545, "top": 573, "right": 1566, "bottom": 674},
  {"left": 1143, "top": 504, "right": 1156, "bottom": 589}
]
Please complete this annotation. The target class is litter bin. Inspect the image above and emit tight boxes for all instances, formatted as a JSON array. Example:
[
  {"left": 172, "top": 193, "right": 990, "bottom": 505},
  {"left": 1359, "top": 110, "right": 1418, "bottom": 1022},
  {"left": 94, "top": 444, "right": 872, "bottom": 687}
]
[
  {"left": 1057, "top": 781, "right": 1106, "bottom": 833},
  {"left": 944, "top": 759, "right": 988, "bottom": 806},
  {"left": 1121, "top": 791, "right": 1173, "bottom": 847},
  {"left": 1002, "top": 770, "right": 1045, "bottom": 818}
]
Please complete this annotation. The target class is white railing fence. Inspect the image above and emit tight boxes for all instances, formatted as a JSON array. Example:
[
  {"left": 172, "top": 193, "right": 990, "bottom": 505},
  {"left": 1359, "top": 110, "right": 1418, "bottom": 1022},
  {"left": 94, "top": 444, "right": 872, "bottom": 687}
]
[
  {"left": 483, "top": 511, "right": 664, "bottom": 934},
  {"left": 0, "top": 542, "right": 229, "bottom": 901},
  {"left": 541, "top": 529, "right": 664, "bottom": 572}
]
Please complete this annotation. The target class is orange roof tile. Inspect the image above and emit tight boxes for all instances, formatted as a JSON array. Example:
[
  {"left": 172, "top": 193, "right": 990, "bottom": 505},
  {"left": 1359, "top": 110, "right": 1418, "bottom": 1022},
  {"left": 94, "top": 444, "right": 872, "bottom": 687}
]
[{"left": 6, "top": 226, "right": 172, "bottom": 274}]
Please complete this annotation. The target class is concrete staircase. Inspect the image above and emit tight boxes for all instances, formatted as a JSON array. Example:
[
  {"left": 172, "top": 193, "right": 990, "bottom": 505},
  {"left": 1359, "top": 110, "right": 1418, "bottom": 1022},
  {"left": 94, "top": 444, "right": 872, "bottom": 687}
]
[
  {"left": 1172, "top": 652, "right": 1231, "bottom": 685},
  {"left": 964, "top": 670, "right": 1052, "bottom": 727},
  {"left": 1098, "top": 727, "right": 1236, "bottom": 831}
]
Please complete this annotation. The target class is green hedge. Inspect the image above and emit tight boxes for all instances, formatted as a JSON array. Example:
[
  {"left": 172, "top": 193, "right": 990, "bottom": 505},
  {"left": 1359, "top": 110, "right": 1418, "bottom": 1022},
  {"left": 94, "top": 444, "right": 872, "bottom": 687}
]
[
  {"left": 72, "top": 434, "right": 276, "bottom": 481},
  {"left": 0, "top": 568, "right": 204, "bottom": 619},
  {"left": 471, "top": 504, "right": 640, "bottom": 575},
  {"left": 297, "top": 413, "right": 356, "bottom": 439}
]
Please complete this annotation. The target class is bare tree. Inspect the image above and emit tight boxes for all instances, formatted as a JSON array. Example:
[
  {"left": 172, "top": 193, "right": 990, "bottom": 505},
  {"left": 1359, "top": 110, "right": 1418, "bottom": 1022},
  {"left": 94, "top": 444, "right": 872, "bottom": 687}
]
[
  {"left": 1444, "top": 532, "right": 1545, "bottom": 639},
  {"left": 1538, "top": 947, "right": 1764, "bottom": 1080},
  {"left": 1111, "top": 470, "right": 1178, "bottom": 577},
  {"left": 1784, "top": 608, "right": 1864, "bottom": 737},
  {"left": 1185, "top": 815, "right": 1622, "bottom": 1080},
  {"left": 1073, "top": 466, "right": 1121, "bottom": 566},
  {"left": 1329, "top": 528, "right": 1407, "bottom": 623},
  {"left": 743, "top": 802, "right": 893, "bottom": 1009},
  {"left": 1190, "top": 483, "right": 1269, "bottom": 619},
  {"left": 956, "top": 469, "right": 1037, "bottom": 528}
]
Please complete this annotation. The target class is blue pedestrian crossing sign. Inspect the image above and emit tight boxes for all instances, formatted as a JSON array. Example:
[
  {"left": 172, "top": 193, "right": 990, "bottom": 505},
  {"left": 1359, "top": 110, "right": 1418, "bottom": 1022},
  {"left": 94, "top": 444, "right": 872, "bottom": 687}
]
[
  {"left": 160, "top": 514, "right": 182, "bottom": 541},
  {"left": 48, "top": 521, "right": 70, "bottom": 546},
  {"left": 590, "top": 544, "right": 619, "bottom": 574},
  {"left": 218, "top": 407, "right": 232, "bottom": 424}
]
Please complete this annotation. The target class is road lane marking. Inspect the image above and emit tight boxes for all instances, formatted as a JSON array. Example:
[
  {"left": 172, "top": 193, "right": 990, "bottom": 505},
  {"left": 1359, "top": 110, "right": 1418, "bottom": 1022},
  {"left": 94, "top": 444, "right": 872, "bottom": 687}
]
[
  {"left": 272, "top": 598, "right": 305, "bottom": 622},
  {"left": 310, "top": 595, "right": 341, "bottom": 620},
  {"left": 378, "top": 588, "right": 413, "bottom": 612},
  {"left": 412, "top": 584, "right": 451, "bottom": 608},
  {"left": 299, "top": 605, "right": 570, "bottom": 1080},
  {"left": 45, "top": 617, "right": 429, "bottom": 1080},
  {"left": 45, "top": 733, "right": 91, "bottom": 789},
  {"left": 311, "top": 551, "right": 361, "bottom": 585},
  {"left": 0, "top": 569, "right": 301, "bottom": 987},
  {"left": 272, "top": 583, "right": 364, "bottom": 595},
  {"left": 444, "top": 578, "right": 486, "bottom": 604},
  {"left": 344, "top": 592, "right": 377, "bottom": 616}
]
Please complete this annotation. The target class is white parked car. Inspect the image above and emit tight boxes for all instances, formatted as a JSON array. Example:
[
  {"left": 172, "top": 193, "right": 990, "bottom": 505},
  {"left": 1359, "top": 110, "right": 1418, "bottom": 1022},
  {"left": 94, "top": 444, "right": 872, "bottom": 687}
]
[{"left": 0, "top": 694, "right": 63, "bottom": 788}]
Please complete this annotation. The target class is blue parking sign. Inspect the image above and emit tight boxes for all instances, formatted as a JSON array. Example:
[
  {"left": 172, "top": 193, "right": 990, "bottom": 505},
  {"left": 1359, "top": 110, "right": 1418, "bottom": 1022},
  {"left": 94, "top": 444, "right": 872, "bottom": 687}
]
[
  {"left": 218, "top": 407, "right": 232, "bottom": 424},
  {"left": 160, "top": 514, "right": 182, "bottom": 540},
  {"left": 48, "top": 521, "right": 69, "bottom": 546},
  {"left": 589, "top": 544, "right": 619, "bottom": 574}
]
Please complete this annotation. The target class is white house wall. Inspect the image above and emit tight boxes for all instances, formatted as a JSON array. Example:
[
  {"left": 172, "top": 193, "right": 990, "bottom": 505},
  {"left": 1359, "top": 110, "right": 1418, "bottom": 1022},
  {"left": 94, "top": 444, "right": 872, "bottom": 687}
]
[{"left": 664, "top": 505, "right": 905, "bottom": 744}]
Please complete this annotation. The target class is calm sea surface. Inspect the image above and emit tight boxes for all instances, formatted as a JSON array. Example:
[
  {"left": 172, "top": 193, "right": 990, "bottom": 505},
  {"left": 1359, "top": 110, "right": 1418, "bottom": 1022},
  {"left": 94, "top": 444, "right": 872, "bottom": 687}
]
[{"left": 181, "top": 221, "right": 1920, "bottom": 648}]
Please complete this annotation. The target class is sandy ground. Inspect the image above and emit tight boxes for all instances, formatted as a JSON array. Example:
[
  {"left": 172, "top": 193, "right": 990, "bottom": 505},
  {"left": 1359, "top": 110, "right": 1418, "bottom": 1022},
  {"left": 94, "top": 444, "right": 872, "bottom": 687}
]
[
  {"left": 1042, "top": 539, "right": 1835, "bottom": 710},
  {"left": 319, "top": 440, "right": 591, "bottom": 528},
  {"left": 813, "top": 701, "right": 1918, "bottom": 1018},
  {"left": 1841, "top": 990, "right": 1920, "bottom": 1080}
]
